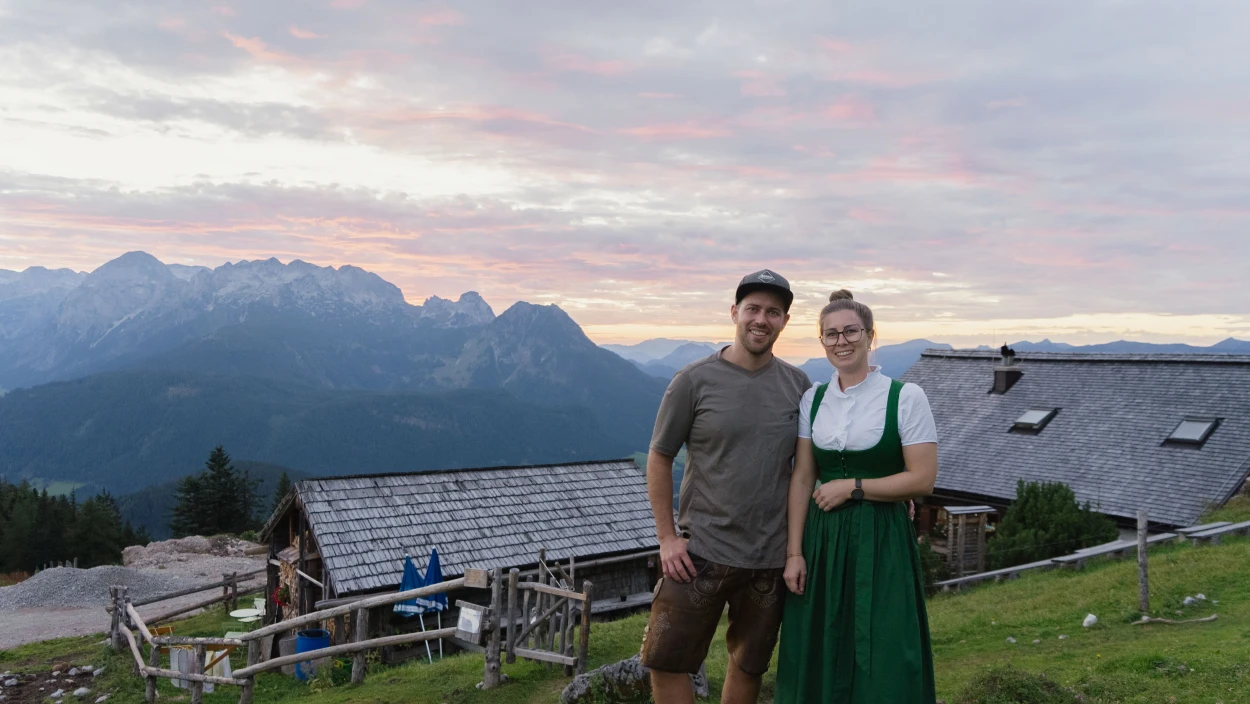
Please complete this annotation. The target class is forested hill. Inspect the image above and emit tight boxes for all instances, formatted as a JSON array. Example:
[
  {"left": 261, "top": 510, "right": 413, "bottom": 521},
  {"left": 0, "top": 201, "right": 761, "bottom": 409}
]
[{"left": 0, "top": 370, "right": 628, "bottom": 494}]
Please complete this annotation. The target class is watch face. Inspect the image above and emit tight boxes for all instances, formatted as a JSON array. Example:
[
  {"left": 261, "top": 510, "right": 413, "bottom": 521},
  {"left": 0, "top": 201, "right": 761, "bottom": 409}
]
[{"left": 851, "top": 489, "right": 864, "bottom": 500}]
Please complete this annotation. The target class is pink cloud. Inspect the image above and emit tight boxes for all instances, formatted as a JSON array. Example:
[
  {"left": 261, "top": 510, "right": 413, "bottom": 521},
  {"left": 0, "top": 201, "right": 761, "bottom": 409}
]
[
  {"left": 735, "top": 71, "right": 786, "bottom": 97},
  {"left": 848, "top": 207, "right": 889, "bottom": 223},
  {"left": 290, "top": 26, "right": 324, "bottom": 39},
  {"left": 542, "top": 49, "right": 628, "bottom": 76},
  {"left": 618, "top": 121, "right": 732, "bottom": 139},
  {"left": 824, "top": 69, "right": 933, "bottom": 88},
  {"left": 824, "top": 95, "right": 875, "bottom": 121},
  {"left": 223, "top": 33, "right": 293, "bottom": 63},
  {"left": 158, "top": 17, "right": 187, "bottom": 31},
  {"left": 818, "top": 37, "right": 853, "bottom": 53},
  {"left": 210, "top": 5, "right": 236, "bottom": 17},
  {"left": 419, "top": 9, "right": 465, "bottom": 26}
]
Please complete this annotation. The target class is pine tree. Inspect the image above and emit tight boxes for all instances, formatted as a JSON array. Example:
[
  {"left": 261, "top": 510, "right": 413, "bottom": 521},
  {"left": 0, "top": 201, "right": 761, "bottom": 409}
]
[
  {"left": 169, "top": 472, "right": 208, "bottom": 538},
  {"left": 988, "top": 479, "right": 1120, "bottom": 569},
  {"left": 271, "top": 471, "right": 292, "bottom": 516},
  {"left": 71, "top": 495, "right": 124, "bottom": 568}
]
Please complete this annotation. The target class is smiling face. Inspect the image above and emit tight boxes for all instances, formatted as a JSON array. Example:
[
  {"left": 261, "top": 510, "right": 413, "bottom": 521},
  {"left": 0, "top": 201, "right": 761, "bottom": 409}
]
[
  {"left": 820, "top": 308, "right": 874, "bottom": 374},
  {"left": 731, "top": 290, "right": 790, "bottom": 357}
]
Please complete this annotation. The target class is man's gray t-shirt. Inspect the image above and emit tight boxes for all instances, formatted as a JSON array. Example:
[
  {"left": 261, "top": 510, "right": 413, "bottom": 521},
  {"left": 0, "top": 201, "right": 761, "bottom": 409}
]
[{"left": 650, "top": 349, "right": 810, "bottom": 570}]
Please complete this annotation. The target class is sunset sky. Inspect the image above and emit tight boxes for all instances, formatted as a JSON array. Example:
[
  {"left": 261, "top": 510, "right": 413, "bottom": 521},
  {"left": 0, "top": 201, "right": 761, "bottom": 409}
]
[{"left": 2, "top": 0, "right": 1249, "bottom": 359}]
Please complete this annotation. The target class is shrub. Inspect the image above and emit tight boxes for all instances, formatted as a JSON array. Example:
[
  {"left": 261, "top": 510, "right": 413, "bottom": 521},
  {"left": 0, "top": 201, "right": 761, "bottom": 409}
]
[
  {"left": 955, "top": 665, "right": 1083, "bottom": 704},
  {"left": 916, "top": 537, "right": 949, "bottom": 594},
  {"left": 987, "top": 480, "right": 1119, "bottom": 570}
]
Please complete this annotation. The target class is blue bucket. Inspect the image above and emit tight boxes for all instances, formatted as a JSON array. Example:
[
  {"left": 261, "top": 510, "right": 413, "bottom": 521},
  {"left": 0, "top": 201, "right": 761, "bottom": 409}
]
[{"left": 295, "top": 628, "right": 331, "bottom": 681}]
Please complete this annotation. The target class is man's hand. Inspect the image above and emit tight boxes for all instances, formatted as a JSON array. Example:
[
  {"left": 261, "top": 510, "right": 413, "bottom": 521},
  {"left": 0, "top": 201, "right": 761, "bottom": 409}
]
[
  {"left": 812, "top": 479, "right": 852, "bottom": 512},
  {"left": 660, "top": 535, "right": 696, "bottom": 583},
  {"left": 783, "top": 555, "right": 807, "bottom": 595}
]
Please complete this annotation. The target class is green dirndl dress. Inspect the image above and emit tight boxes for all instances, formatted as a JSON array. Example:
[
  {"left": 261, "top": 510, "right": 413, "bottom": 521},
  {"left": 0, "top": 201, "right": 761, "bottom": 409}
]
[{"left": 776, "top": 379, "right": 936, "bottom": 703}]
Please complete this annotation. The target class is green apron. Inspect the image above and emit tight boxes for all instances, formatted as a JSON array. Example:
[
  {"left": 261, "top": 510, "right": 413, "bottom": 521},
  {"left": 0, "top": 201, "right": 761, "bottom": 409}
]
[{"left": 776, "top": 379, "right": 936, "bottom": 703}]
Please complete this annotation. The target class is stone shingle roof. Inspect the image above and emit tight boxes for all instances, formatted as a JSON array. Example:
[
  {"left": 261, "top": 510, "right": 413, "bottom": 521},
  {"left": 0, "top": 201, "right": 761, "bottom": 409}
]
[
  {"left": 275, "top": 459, "right": 655, "bottom": 596},
  {"left": 901, "top": 350, "right": 1250, "bottom": 528}
]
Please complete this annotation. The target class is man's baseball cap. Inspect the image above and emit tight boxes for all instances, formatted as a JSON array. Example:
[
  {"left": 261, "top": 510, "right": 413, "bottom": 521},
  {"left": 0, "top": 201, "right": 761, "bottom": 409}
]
[{"left": 735, "top": 269, "right": 793, "bottom": 312}]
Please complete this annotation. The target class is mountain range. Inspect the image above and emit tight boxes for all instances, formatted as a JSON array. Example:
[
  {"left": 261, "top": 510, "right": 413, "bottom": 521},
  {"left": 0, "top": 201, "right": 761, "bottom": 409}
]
[{"left": 0, "top": 252, "right": 666, "bottom": 495}]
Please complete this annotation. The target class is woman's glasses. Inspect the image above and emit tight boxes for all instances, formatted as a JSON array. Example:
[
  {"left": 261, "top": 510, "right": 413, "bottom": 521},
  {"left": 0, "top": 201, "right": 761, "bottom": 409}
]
[{"left": 820, "top": 326, "right": 868, "bottom": 346}]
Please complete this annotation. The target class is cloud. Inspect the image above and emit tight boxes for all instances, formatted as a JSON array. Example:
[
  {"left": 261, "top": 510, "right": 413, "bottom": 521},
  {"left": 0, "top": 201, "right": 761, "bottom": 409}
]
[{"left": 2, "top": 0, "right": 1249, "bottom": 347}]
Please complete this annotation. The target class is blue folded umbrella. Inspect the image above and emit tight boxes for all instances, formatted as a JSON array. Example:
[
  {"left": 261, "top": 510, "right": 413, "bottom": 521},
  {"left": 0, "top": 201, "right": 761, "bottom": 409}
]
[
  {"left": 414, "top": 548, "right": 449, "bottom": 612},
  {"left": 393, "top": 553, "right": 426, "bottom": 615}
]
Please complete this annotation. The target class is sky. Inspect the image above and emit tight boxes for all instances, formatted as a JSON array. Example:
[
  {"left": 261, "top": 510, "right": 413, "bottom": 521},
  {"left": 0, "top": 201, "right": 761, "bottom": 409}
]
[{"left": 2, "top": 0, "right": 1250, "bottom": 359}]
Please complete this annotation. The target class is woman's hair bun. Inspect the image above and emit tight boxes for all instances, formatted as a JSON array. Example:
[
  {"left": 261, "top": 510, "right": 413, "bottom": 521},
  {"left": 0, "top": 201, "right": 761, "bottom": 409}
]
[{"left": 828, "top": 289, "right": 854, "bottom": 302}]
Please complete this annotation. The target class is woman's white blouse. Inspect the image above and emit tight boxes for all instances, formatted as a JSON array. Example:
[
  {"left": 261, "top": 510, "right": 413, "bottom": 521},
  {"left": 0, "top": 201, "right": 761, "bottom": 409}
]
[{"left": 797, "top": 367, "right": 938, "bottom": 451}]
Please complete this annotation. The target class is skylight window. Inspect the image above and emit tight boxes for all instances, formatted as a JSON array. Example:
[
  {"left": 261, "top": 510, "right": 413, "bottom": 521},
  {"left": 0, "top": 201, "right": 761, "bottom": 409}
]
[
  {"left": 1011, "top": 408, "right": 1058, "bottom": 434},
  {"left": 1165, "top": 417, "right": 1219, "bottom": 446}
]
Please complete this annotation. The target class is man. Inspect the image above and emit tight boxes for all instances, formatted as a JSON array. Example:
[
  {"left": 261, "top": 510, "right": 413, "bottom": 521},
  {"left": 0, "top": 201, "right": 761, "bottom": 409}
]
[{"left": 640, "top": 269, "right": 811, "bottom": 704}]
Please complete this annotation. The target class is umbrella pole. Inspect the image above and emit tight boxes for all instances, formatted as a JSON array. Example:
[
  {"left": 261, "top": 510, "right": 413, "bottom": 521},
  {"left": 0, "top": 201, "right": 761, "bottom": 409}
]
[
  {"left": 437, "top": 611, "right": 443, "bottom": 659},
  {"left": 419, "top": 613, "right": 433, "bottom": 664}
]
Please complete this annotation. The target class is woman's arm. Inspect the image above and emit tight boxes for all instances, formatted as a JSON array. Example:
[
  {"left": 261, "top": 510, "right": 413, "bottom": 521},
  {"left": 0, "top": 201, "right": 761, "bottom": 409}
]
[
  {"left": 812, "top": 442, "right": 937, "bottom": 509},
  {"left": 784, "top": 438, "right": 817, "bottom": 594}
]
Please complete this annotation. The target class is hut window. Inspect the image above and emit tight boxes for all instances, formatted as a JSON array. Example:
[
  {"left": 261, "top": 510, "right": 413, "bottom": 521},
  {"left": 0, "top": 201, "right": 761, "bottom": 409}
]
[
  {"left": 1011, "top": 408, "right": 1058, "bottom": 434},
  {"left": 1165, "top": 417, "right": 1218, "bottom": 447}
]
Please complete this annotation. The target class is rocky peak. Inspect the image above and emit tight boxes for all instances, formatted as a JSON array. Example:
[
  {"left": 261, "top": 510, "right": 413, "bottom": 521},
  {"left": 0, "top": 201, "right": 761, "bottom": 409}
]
[
  {"left": 201, "top": 258, "right": 405, "bottom": 312},
  {"left": 420, "top": 291, "right": 495, "bottom": 327}
]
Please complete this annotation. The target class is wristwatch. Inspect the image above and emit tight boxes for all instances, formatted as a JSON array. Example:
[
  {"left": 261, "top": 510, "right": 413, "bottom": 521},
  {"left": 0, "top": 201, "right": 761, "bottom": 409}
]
[{"left": 850, "top": 478, "right": 864, "bottom": 501}]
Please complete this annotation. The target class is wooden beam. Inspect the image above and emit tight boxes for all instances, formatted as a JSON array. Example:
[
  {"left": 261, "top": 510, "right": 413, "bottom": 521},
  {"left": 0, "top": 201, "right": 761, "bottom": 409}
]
[
  {"left": 142, "top": 666, "right": 248, "bottom": 687},
  {"left": 152, "top": 636, "right": 244, "bottom": 647},
  {"left": 296, "top": 568, "right": 323, "bottom": 589},
  {"left": 513, "top": 647, "right": 575, "bottom": 667},
  {"left": 518, "top": 582, "right": 581, "bottom": 599},
  {"left": 234, "top": 627, "right": 456, "bottom": 678},
  {"left": 126, "top": 604, "right": 155, "bottom": 646},
  {"left": 242, "top": 578, "right": 466, "bottom": 642}
]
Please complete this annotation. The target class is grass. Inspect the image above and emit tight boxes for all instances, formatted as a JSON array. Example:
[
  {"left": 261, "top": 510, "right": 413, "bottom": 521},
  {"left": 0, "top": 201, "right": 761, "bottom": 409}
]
[
  {"left": 1200, "top": 492, "right": 1250, "bottom": 525},
  {"left": 3, "top": 537, "right": 1248, "bottom": 703},
  {"left": 0, "top": 570, "right": 30, "bottom": 586}
]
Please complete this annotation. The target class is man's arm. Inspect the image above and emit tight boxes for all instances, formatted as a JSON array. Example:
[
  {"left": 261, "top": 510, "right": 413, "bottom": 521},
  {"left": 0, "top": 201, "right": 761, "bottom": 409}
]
[{"left": 647, "top": 448, "right": 696, "bottom": 582}]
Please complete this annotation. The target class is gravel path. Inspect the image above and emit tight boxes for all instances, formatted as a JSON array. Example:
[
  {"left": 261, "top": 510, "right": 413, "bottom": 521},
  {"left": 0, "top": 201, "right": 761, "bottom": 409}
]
[{"left": 0, "top": 555, "right": 265, "bottom": 651}]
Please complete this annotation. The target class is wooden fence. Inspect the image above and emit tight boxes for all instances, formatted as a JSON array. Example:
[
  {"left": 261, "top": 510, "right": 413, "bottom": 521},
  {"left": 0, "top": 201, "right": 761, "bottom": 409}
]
[{"left": 109, "top": 566, "right": 577, "bottom": 702}]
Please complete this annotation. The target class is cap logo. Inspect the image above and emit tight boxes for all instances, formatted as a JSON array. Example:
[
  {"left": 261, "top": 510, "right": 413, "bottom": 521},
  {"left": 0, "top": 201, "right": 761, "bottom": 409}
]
[{"left": 757, "top": 270, "right": 776, "bottom": 283}]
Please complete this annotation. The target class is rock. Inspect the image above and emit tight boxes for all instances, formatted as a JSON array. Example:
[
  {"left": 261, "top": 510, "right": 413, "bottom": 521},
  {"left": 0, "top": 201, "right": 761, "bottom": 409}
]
[
  {"left": 68, "top": 668, "right": 79, "bottom": 676},
  {"left": 51, "top": 689, "right": 64, "bottom": 699},
  {"left": 1183, "top": 596, "right": 1197, "bottom": 606},
  {"left": 2, "top": 679, "right": 16, "bottom": 687},
  {"left": 1059, "top": 634, "right": 1069, "bottom": 640},
  {"left": 1032, "top": 639, "right": 1041, "bottom": 644},
  {"left": 1196, "top": 593, "right": 1206, "bottom": 600},
  {"left": 52, "top": 671, "right": 61, "bottom": 676},
  {"left": 91, "top": 669, "right": 104, "bottom": 678},
  {"left": 52, "top": 663, "right": 69, "bottom": 673},
  {"left": 73, "top": 688, "right": 91, "bottom": 697},
  {"left": 79, "top": 666, "right": 93, "bottom": 673},
  {"left": 95, "top": 697, "right": 109, "bottom": 704},
  {"left": 560, "top": 655, "right": 709, "bottom": 703},
  {"left": 1006, "top": 637, "right": 1016, "bottom": 644},
  {"left": 1082, "top": 614, "right": 1098, "bottom": 628}
]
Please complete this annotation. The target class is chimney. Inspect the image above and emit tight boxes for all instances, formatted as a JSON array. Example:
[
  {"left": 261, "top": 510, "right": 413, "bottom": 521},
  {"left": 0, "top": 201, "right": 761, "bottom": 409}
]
[{"left": 992, "top": 345, "right": 1022, "bottom": 394}]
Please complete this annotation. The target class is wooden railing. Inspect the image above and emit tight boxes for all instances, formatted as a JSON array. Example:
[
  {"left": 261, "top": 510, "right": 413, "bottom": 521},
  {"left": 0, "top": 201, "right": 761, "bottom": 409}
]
[{"left": 110, "top": 569, "right": 493, "bottom": 703}]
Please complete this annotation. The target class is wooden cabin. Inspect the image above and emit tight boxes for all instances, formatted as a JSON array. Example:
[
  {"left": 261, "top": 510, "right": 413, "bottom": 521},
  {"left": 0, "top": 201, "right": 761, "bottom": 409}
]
[{"left": 258, "top": 459, "right": 659, "bottom": 657}]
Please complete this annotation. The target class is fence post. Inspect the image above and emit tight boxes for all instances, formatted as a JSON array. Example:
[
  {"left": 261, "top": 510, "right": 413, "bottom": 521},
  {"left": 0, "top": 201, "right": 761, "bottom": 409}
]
[
  {"left": 505, "top": 568, "right": 519, "bottom": 664},
  {"left": 1137, "top": 509, "right": 1149, "bottom": 614},
  {"left": 231, "top": 572, "right": 239, "bottom": 611},
  {"left": 222, "top": 573, "right": 230, "bottom": 614},
  {"left": 108, "top": 586, "right": 120, "bottom": 652},
  {"left": 190, "top": 643, "right": 205, "bottom": 704},
  {"left": 577, "top": 581, "right": 593, "bottom": 675},
  {"left": 239, "top": 639, "right": 260, "bottom": 704},
  {"left": 146, "top": 638, "right": 159, "bottom": 703},
  {"left": 483, "top": 567, "right": 504, "bottom": 689},
  {"left": 351, "top": 607, "right": 369, "bottom": 685}
]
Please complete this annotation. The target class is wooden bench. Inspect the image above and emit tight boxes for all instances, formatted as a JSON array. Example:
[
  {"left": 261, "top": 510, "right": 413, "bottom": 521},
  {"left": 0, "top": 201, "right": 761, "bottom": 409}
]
[
  {"left": 1187, "top": 520, "right": 1250, "bottom": 545},
  {"left": 1176, "top": 521, "right": 1231, "bottom": 536},
  {"left": 935, "top": 558, "right": 1056, "bottom": 592},
  {"left": 1051, "top": 533, "right": 1177, "bottom": 569}
]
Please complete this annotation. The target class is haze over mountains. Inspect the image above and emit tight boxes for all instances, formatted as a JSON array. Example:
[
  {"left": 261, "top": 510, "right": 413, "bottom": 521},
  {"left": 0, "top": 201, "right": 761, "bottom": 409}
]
[{"left": 0, "top": 252, "right": 666, "bottom": 495}]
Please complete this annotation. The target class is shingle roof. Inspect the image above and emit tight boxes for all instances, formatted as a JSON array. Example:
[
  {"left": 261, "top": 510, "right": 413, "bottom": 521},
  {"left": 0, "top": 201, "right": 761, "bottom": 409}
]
[
  {"left": 901, "top": 350, "right": 1250, "bottom": 528},
  {"left": 290, "top": 459, "right": 656, "bottom": 596}
]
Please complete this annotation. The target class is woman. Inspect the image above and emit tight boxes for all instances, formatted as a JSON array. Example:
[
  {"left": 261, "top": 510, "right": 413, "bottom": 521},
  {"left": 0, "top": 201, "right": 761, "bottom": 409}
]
[{"left": 776, "top": 289, "right": 938, "bottom": 703}]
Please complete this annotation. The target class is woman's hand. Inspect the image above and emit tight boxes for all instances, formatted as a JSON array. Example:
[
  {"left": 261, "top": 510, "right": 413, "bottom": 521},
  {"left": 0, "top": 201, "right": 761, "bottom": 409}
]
[
  {"left": 784, "top": 555, "right": 807, "bottom": 595},
  {"left": 812, "top": 479, "right": 853, "bottom": 511}
]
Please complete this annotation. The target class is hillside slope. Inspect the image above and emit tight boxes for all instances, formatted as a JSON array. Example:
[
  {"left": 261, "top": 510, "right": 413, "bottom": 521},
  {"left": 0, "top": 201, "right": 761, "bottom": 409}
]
[
  {"left": 0, "top": 371, "right": 625, "bottom": 493},
  {"left": 6, "top": 536, "right": 1246, "bottom": 703}
]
